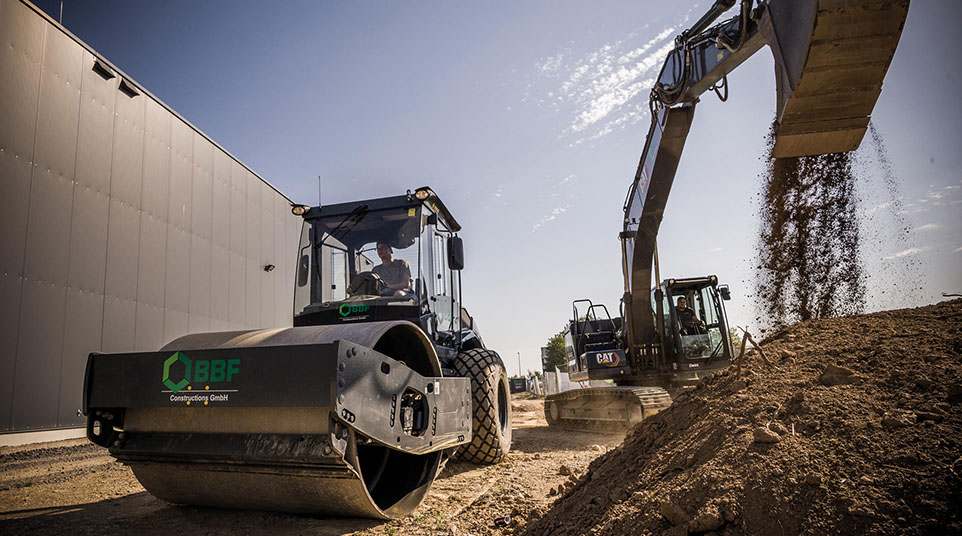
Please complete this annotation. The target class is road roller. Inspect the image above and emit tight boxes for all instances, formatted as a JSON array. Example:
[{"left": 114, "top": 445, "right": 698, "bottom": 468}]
[{"left": 83, "top": 186, "right": 512, "bottom": 518}]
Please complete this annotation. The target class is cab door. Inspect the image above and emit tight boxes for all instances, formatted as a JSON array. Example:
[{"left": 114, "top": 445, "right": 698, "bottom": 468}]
[{"left": 430, "top": 232, "right": 458, "bottom": 333}]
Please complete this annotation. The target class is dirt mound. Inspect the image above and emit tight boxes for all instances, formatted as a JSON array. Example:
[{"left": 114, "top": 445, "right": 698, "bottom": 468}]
[{"left": 521, "top": 300, "right": 962, "bottom": 535}]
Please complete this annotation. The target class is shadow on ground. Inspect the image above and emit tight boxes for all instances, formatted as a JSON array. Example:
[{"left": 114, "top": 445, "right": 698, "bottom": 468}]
[{"left": 0, "top": 491, "right": 381, "bottom": 536}]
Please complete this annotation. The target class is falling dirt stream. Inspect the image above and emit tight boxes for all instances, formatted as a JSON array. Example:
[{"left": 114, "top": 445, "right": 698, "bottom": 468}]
[{"left": 754, "top": 126, "right": 866, "bottom": 332}]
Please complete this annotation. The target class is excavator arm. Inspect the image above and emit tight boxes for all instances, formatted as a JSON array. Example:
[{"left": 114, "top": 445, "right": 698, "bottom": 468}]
[{"left": 620, "top": 0, "right": 908, "bottom": 354}]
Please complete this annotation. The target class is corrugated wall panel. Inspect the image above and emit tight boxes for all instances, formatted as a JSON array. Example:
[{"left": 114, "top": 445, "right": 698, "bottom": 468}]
[
  {"left": 274, "top": 195, "right": 290, "bottom": 326},
  {"left": 190, "top": 132, "right": 213, "bottom": 238},
  {"left": 101, "top": 294, "right": 135, "bottom": 354},
  {"left": 103, "top": 196, "right": 142, "bottom": 353},
  {"left": 59, "top": 50, "right": 114, "bottom": 428},
  {"left": 187, "top": 132, "right": 213, "bottom": 333},
  {"left": 210, "top": 246, "right": 230, "bottom": 332},
  {"left": 0, "top": 0, "right": 43, "bottom": 431},
  {"left": 12, "top": 21, "right": 84, "bottom": 431},
  {"left": 136, "top": 211, "right": 167, "bottom": 348},
  {"left": 135, "top": 99, "right": 170, "bottom": 351},
  {"left": 59, "top": 288, "right": 102, "bottom": 425},
  {"left": 134, "top": 207, "right": 166, "bottom": 348},
  {"left": 167, "top": 119, "right": 192, "bottom": 231},
  {"left": 228, "top": 161, "right": 247, "bottom": 329},
  {"left": 164, "top": 118, "right": 192, "bottom": 344},
  {"left": 259, "top": 182, "right": 275, "bottom": 326},
  {"left": 210, "top": 151, "right": 231, "bottom": 331},
  {"left": 68, "top": 49, "right": 115, "bottom": 295},
  {"left": 228, "top": 251, "right": 246, "bottom": 330},
  {"left": 212, "top": 152, "right": 231, "bottom": 248},
  {"left": 134, "top": 301, "right": 164, "bottom": 353},
  {"left": 140, "top": 99, "right": 170, "bottom": 221},
  {"left": 245, "top": 171, "right": 262, "bottom": 326},
  {"left": 164, "top": 224, "right": 190, "bottom": 343},
  {"left": 22, "top": 23, "right": 80, "bottom": 287},
  {"left": 12, "top": 281, "right": 66, "bottom": 429},
  {"left": 188, "top": 234, "right": 212, "bottom": 332},
  {"left": 102, "top": 80, "right": 145, "bottom": 353}
]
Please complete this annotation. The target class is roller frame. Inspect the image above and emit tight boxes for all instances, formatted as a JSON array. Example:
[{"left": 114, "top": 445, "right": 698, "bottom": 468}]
[{"left": 83, "top": 323, "right": 472, "bottom": 518}]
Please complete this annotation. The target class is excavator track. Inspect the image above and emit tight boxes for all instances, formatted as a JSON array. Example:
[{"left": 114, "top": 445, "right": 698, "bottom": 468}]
[{"left": 544, "top": 386, "right": 673, "bottom": 433}]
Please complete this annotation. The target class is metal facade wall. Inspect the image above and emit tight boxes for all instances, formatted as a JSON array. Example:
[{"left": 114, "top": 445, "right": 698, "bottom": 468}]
[{"left": 0, "top": 0, "right": 300, "bottom": 432}]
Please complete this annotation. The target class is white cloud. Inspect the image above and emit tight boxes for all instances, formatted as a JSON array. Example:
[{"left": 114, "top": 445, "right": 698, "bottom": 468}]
[
  {"left": 883, "top": 247, "right": 926, "bottom": 260},
  {"left": 863, "top": 199, "right": 897, "bottom": 215},
  {"left": 532, "top": 204, "right": 570, "bottom": 232},
  {"left": 529, "top": 12, "right": 693, "bottom": 144}
]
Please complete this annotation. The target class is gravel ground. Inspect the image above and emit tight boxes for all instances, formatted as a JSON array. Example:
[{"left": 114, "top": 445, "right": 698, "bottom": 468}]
[{"left": 0, "top": 395, "right": 622, "bottom": 535}]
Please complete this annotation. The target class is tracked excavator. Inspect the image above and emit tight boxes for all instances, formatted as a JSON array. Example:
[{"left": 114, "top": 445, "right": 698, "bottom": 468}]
[
  {"left": 83, "top": 187, "right": 511, "bottom": 518},
  {"left": 545, "top": 0, "right": 909, "bottom": 430}
]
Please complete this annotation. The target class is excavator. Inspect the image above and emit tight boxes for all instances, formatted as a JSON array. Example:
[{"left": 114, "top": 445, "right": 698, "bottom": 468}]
[{"left": 546, "top": 0, "right": 909, "bottom": 430}]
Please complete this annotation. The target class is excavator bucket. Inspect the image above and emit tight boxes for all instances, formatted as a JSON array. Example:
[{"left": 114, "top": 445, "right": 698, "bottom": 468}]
[
  {"left": 84, "top": 322, "right": 471, "bottom": 518},
  {"left": 765, "top": 0, "right": 910, "bottom": 157}
]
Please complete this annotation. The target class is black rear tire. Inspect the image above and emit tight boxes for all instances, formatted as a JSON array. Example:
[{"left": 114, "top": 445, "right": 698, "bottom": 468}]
[{"left": 452, "top": 348, "right": 512, "bottom": 465}]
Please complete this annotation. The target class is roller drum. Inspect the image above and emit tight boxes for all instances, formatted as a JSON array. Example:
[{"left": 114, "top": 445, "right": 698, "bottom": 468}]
[{"left": 84, "top": 321, "right": 470, "bottom": 519}]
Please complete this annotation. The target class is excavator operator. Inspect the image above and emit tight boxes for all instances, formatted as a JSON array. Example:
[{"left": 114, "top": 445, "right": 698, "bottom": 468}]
[{"left": 676, "top": 296, "right": 705, "bottom": 335}]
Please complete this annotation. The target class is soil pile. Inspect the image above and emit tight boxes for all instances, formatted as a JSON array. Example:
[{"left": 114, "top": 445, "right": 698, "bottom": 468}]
[
  {"left": 521, "top": 300, "right": 962, "bottom": 535},
  {"left": 754, "top": 128, "right": 866, "bottom": 332}
]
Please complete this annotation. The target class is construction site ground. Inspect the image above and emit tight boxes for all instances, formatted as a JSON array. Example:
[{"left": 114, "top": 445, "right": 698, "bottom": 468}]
[
  {"left": 0, "top": 394, "right": 620, "bottom": 535},
  {"left": 2, "top": 300, "right": 959, "bottom": 535}
]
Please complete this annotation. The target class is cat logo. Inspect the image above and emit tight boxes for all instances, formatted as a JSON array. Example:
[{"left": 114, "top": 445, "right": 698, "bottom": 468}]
[{"left": 595, "top": 351, "right": 620, "bottom": 367}]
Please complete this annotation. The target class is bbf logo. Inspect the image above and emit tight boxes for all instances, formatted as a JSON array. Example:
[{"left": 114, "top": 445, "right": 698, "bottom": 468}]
[
  {"left": 162, "top": 351, "right": 240, "bottom": 393},
  {"left": 339, "top": 303, "right": 370, "bottom": 317}
]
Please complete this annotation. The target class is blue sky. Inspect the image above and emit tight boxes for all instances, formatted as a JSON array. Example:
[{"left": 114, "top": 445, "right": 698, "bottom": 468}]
[{"left": 36, "top": 0, "right": 962, "bottom": 375}]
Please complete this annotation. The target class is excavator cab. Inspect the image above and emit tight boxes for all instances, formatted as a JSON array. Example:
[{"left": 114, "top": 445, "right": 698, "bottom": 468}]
[{"left": 655, "top": 276, "right": 733, "bottom": 374}]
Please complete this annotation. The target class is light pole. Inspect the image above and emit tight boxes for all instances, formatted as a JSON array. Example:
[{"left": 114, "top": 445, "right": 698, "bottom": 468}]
[{"left": 517, "top": 351, "right": 522, "bottom": 378}]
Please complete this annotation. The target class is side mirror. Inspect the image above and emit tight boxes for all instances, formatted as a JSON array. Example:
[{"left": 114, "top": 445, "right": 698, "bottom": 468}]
[
  {"left": 297, "top": 254, "right": 310, "bottom": 287},
  {"left": 718, "top": 284, "right": 731, "bottom": 301},
  {"left": 447, "top": 236, "right": 464, "bottom": 270}
]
